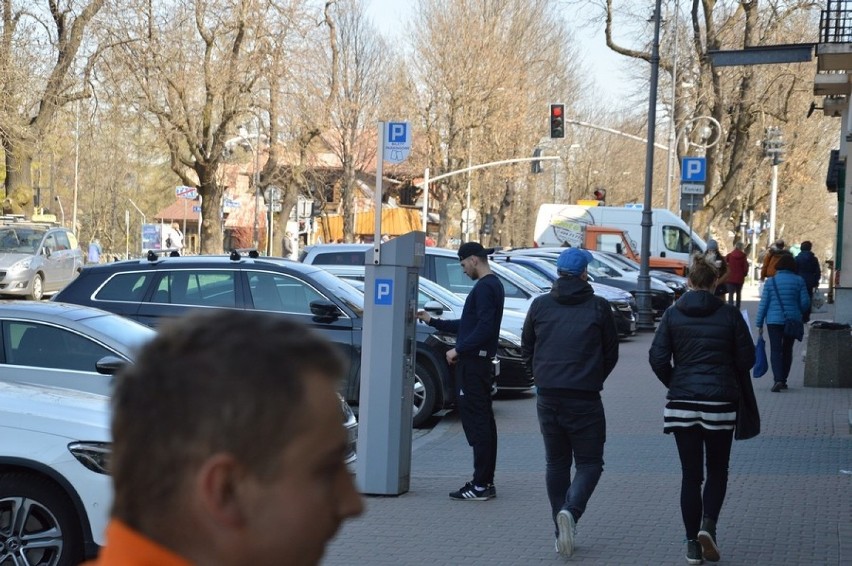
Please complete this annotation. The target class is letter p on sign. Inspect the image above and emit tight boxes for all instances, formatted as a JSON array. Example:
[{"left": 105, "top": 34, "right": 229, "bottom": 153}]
[
  {"left": 375, "top": 279, "right": 393, "bottom": 305},
  {"left": 681, "top": 157, "right": 706, "bottom": 183}
]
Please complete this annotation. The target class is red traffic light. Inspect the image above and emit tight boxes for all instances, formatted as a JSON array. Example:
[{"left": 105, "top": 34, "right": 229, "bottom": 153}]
[
  {"left": 593, "top": 188, "right": 607, "bottom": 201},
  {"left": 549, "top": 103, "right": 565, "bottom": 139}
]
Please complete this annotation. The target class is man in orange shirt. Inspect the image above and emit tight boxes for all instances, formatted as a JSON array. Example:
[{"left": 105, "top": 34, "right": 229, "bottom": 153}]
[
  {"left": 87, "top": 311, "right": 363, "bottom": 566},
  {"left": 760, "top": 239, "right": 791, "bottom": 280}
]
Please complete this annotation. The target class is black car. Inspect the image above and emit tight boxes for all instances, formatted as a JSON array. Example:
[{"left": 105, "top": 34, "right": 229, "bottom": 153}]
[{"left": 52, "top": 252, "right": 452, "bottom": 427}]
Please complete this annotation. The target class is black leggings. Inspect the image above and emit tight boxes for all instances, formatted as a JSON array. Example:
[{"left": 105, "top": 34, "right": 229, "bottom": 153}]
[{"left": 673, "top": 427, "right": 734, "bottom": 539}]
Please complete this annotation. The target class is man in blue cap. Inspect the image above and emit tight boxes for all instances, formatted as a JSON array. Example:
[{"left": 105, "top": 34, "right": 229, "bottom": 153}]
[
  {"left": 521, "top": 247, "right": 619, "bottom": 557},
  {"left": 417, "top": 241, "right": 504, "bottom": 501}
]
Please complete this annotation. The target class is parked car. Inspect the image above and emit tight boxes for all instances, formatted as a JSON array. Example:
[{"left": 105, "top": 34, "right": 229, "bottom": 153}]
[
  {"left": 596, "top": 250, "right": 688, "bottom": 296},
  {"left": 319, "top": 266, "right": 533, "bottom": 393},
  {"left": 490, "top": 254, "right": 637, "bottom": 337},
  {"left": 498, "top": 247, "right": 674, "bottom": 317},
  {"left": 300, "top": 244, "right": 545, "bottom": 312},
  {"left": 52, "top": 253, "right": 449, "bottom": 427},
  {"left": 0, "top": 300, "right": 155, "bottom": 394},
  {"left": 0, "top": 381, "right": 112, "bottom": 564},
  {"left": 0, "top": 222, "right": 84, "bottom": 300}
]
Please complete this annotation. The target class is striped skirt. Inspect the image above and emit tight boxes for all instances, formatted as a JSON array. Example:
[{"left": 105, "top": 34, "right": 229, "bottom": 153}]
[{"left": 663, "top": 399, "right": 737, "bottom": 434}]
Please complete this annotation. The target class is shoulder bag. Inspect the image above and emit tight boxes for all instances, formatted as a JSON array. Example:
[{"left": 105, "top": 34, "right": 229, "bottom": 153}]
[{"left": 771, "top": 278, "right": 804, "bottom": 341}]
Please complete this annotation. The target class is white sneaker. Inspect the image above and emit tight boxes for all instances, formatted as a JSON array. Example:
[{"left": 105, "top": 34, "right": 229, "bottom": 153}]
[{"left": 556, "top": 509, "right": 575, "bottom": 557}]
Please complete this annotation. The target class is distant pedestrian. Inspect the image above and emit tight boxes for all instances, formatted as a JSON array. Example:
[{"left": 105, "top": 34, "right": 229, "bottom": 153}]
[
  {"left": 521, "top": 248, "right": 619, "bottom": 558},
  {"left": 649, "top": 253, "right": 756, "bottom": 565},
  {"left": 417, "top": 242, "right": 504, "bottom": 501},
  {"left": 282, "top": 231, "right": 294, "bottom": 259},
  {"left": 755, "top": 254, "right": 809, "bottom": 392},
  {"left": 760, "top": 239, "right": 791, "bottom": 280},
  {"left": 794, "top": 241, "right": 821, "bottom": 321},
  {"left": 724, "top": 242, "right": 749, "bottom": 308},
  {"left": 165, "top": 222, "right": 184, "bottom": 252},
  {"left": 87, "top": 238, "right": 102, "bottom": 264}
]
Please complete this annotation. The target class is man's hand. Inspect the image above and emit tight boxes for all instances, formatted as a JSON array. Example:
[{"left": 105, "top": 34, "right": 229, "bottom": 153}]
[
  {"left": 416, "top": 310, "right": 431, "bottom": 324},
  {"left": 445, "top": 348, "right": 458, "bottom": 365}
]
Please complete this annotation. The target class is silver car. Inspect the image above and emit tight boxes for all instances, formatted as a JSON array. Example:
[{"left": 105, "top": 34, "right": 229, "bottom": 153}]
[{"left": 0, "top": 223, "right": 84, "bottom": 299}]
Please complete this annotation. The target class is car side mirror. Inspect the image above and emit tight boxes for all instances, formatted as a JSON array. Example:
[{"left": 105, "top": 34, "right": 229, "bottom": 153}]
[
  {"left": 423, "top": 300, "right": 444, "bottom": 316},
  {"left": 310, "top": 300, "right": 342, "bottom": 322},
  {"left": 41, "top": 247, "right": 51, "bottom": 258},
  {"left": 96, "top": 355, "right": 126, "bottom": 376}
]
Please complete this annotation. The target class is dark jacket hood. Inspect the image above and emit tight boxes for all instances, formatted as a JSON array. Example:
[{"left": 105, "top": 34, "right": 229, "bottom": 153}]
[
  {"left": 675, "top": 289, "right": 724, "bottom": 317},
  {"left": 551, "top": 276, "right": 595, "bottom": 305}
]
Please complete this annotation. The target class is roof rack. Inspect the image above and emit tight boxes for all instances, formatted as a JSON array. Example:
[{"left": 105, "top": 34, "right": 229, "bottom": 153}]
[
  {"left": 229, "top": 248, "right": 260, "bottom": 261},
  {"left": 146, "top": 249, "right": 181, "bottom": 262}
]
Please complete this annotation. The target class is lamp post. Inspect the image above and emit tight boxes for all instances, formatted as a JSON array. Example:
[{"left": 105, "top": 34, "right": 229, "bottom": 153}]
[
  {"left": 238, "top": 121, "right": 262, "bottom": 250},
  {"left": 762, "top": 127, "right": 785, "bottom": 243},
  {"left": 128, "top": 198, "right": 146, "bottom": 257},
  {"left": 53, "top": 196, "right": 65, "bottom": 227},
  {"left": 664, "top": 115, "right": 722, "bottom": 212}
]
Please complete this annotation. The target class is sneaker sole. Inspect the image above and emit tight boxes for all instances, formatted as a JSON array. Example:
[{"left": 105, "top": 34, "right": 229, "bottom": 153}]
[
  {"left": 697, "top": 531, "right": 720, "bottom": 562},
  {"left": 556, "top": 509, "right": 575, "bottom": 557},
  {"left": 449, "top": 492, "right": 494, "bottom": 501}
]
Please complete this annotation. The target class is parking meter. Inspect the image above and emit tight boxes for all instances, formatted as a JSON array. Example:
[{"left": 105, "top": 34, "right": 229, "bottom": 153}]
[{"left": 356, "top": 231, "right": 425, "bottom": 495}]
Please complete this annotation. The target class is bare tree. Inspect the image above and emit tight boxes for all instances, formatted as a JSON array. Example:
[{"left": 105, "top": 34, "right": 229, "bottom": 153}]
[{"left": 0, "top": 0, "right": 106, "bottom": 215}]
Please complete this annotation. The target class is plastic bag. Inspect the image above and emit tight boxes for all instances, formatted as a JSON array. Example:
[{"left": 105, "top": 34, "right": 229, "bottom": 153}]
[
  {"left": 812, "top": 289, "right": 826, "bottom": 310},
  {"left": 753, "top": 335, "right": 768, "bottom": 378}
]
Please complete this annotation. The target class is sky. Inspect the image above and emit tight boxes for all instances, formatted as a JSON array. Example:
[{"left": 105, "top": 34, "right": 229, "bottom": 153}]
[{"left": 364, "top": 0, "right": 635, "bottom": 109}]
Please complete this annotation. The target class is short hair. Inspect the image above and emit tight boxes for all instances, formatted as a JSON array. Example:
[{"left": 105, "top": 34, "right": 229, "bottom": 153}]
[
  {"left": 775, "top": 253, "right": 797, "bottom": 272},
  {"left": 688, "top": 252, "right": 720, "bottom": 290},
  {"left": 800, "top": 241, "right": 812, "bottom": 252},
  {"left": 110, "top": 311, "right": 346, "bottom": 527}
]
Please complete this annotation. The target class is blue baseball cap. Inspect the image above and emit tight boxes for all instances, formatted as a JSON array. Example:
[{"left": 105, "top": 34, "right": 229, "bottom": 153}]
[{"left": 556, "top": 248, "right": 593, "bottom": 276}]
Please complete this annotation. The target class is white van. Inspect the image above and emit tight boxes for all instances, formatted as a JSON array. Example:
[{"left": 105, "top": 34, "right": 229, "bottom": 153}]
[{"left": 535, "top": 204, "right": 705, "bottom": 263}]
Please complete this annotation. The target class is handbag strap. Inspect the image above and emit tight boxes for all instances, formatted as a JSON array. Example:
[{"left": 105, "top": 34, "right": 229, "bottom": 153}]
[{"left": 770, "top": 278, "right": 791, "bottom": 319}]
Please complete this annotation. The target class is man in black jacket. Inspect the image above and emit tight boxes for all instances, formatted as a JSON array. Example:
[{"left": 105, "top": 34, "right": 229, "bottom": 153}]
[
  {"left": 417, "top": 242, "right": 504, "bottom": 501},
  {"left": 521, "top": 247, "right": 619, "bottom": 558}
]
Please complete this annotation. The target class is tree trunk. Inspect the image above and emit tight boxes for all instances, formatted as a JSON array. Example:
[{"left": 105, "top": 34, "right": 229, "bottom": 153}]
[
  {"left": 196, "top": 164, "right": 224, "bottom": 254},
  {"left": 3, "top": 138, "right": 35, "bottom": 216}
]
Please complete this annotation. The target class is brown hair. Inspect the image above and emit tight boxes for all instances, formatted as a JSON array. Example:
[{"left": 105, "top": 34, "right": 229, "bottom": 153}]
[
  {"left": 688, "top": 252, "right": 720, "bottom": 290},
  {"left": 110, "top": 310, "right": 345, "bottom": 527}
]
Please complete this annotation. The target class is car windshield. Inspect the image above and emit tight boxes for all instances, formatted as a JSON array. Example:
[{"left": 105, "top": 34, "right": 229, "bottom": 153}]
[
  {"left": 500, "top": 262, "right": 552, "bottom": 290},
  {"left": 0, "top": 227, "right": 45, "bottom": 253},
  {"left": 605, "top": 253, "right": 639, "bottom": 272},
  {"left": 308, "top": 268, "right": 364, "bottom": 316},
  {"left": 79, "top": 313, "right": 156, "bottom": 353}
]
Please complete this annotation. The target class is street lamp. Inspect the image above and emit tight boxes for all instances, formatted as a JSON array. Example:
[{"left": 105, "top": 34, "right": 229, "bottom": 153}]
[
  {"left": 53, "top": 196, "right": 65, "bottom": 227},
  {"left": 237, "top": 121, "right": 263, "bottom": 250}
]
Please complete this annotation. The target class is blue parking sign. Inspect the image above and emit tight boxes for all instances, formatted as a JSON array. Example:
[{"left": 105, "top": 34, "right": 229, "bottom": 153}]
[
  {"left": 374, "top": 279, "right": 393, "bottom": 305},
  {"left": 681, "top": 157, "right": 707, "bottom": 183}
]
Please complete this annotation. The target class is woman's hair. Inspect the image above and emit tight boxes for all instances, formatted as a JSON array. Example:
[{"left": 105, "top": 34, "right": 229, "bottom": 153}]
[
  {"left": 688, "top": 252, "right": 720, "bottom": 290},
  {"left": 776, "top": 253, "right": 797, "bottom": 272}
]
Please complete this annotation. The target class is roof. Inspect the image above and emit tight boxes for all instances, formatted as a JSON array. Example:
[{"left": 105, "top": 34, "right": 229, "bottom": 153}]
[{"left": 154, "top": 198, "right": 201, "bottom": 222}]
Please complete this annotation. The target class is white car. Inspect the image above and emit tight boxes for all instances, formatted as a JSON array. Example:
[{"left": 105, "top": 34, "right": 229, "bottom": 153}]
[{"left": 0, "top": 381, "right": 111, "bottom": 564}]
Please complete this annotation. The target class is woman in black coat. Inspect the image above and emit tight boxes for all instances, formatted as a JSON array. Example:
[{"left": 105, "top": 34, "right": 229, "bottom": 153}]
[{"left": 649, "top": 254, "right": 756, "bottom": 565}]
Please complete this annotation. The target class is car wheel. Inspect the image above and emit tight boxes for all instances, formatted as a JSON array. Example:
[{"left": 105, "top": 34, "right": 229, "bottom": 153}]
[
  {"left": 0, "top": 473, "right": 84, "bottom": 566},
  {"left": 412, "top": 361, "right": 438, "bottom": 428},
  {"left": 28, "top": 274, "right": 44, "bottom": 301}
]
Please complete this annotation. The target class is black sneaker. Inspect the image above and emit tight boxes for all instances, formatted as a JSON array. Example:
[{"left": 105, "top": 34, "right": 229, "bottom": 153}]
[
  {"left": 686, "top": 539, "right": 703, "bottom": 564},
  {"left": 771, "top": 382, "right": 783, "bottom": 392},
  {"left": 780, "top": 382, "right": 788, "bottom": 390},
  {"left": 697, "top": 531, "right": 719, "bottom": 562},
  {"left": 449, "top": 482, "right": 494, "bottom": 501}
]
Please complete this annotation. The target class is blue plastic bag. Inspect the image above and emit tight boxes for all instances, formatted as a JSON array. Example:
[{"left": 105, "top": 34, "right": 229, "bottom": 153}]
[{"left": 753, "top": 335, "right": 768, "bottom": 378}]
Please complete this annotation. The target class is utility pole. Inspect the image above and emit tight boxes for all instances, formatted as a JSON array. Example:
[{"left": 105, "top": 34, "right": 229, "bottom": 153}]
[{"left": 762, "top": 127, "right": 785, "bottom": 244}]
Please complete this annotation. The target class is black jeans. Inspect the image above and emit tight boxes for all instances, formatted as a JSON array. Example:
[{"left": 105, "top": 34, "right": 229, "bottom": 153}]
[
  {"left": 726, "top": 282, "right": 743, "bottom": 308},
  {"left": 673, "top": 426, "right": 734, "bottom": 540},
  {"left": 537, "top": 395, "right": 605, "bottom": 532},
  {"left": 456, "top": 357, "right": 497, "bottom": 487},
  {"left": 766, "top": 324, "right": 794, "bottom": 384}
]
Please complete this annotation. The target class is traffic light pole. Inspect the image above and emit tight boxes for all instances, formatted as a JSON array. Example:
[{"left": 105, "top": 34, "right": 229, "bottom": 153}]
[{"left": 769, "top": 157, "right": 779, "bottom": 243}]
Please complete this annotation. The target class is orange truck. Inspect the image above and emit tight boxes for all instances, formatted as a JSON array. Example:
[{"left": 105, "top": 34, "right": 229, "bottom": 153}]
[{"left": 533, "top": 206, "right": 688, "bottom": 276}]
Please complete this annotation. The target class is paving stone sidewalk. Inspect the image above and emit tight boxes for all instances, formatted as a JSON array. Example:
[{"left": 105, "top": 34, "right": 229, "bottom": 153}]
[{"left": 325, "top": 290, "right": 851, "bottom": 565}]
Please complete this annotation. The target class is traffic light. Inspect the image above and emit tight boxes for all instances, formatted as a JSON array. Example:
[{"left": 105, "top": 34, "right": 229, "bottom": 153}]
[
  {"left": 549, "top": 103, "right": 565, "bottom": 139},
  {"left": 593, "top": 188, "right": 607, "bottom": 203}
]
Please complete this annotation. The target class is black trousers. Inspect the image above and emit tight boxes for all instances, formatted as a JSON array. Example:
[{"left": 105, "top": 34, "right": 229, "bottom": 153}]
[{"left": 456, "top": 357, "right": 497, "bottom": 487}]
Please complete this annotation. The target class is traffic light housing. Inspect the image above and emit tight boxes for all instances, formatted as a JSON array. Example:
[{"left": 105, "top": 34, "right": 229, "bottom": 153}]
[{"left": 549, "top": 103, "right": 565, "bottom": 139}]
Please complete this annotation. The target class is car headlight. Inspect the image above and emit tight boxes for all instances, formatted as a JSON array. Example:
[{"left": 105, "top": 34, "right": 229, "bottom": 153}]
[
  {"left": 7, "top": 258, "right": 33, "bottom": 273},
  {"left": 68, "top": 441, "right": 112, "bottom": 475},
  {"left": 431, "top": 333, "right": 457, "bottom": 346}
]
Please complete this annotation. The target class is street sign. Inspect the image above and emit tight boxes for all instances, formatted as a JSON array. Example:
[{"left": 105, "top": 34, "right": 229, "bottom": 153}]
[
  {"left": 680, "top": 182, "right": 706, "bottom": 195},
  {"left": 461, "top": 208, "right": 478, "bottom": 223},
  {"left": 681, "top": 157, "right": 707, "bottom": 183},
  {"left": 175, "top": 185, "right": 198, "bottom": 200},
  {"left": 264, "top": 186, "right": 282, "bottom": 203},
  {"left": 223, "top": 198, "right": 240, "bottom": 209},
  {"left": 680, "top": 194, "right": 704, "bottom": 213},
  {"left": 383, "top": 122, "right": 411, "bottom": 164}
]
